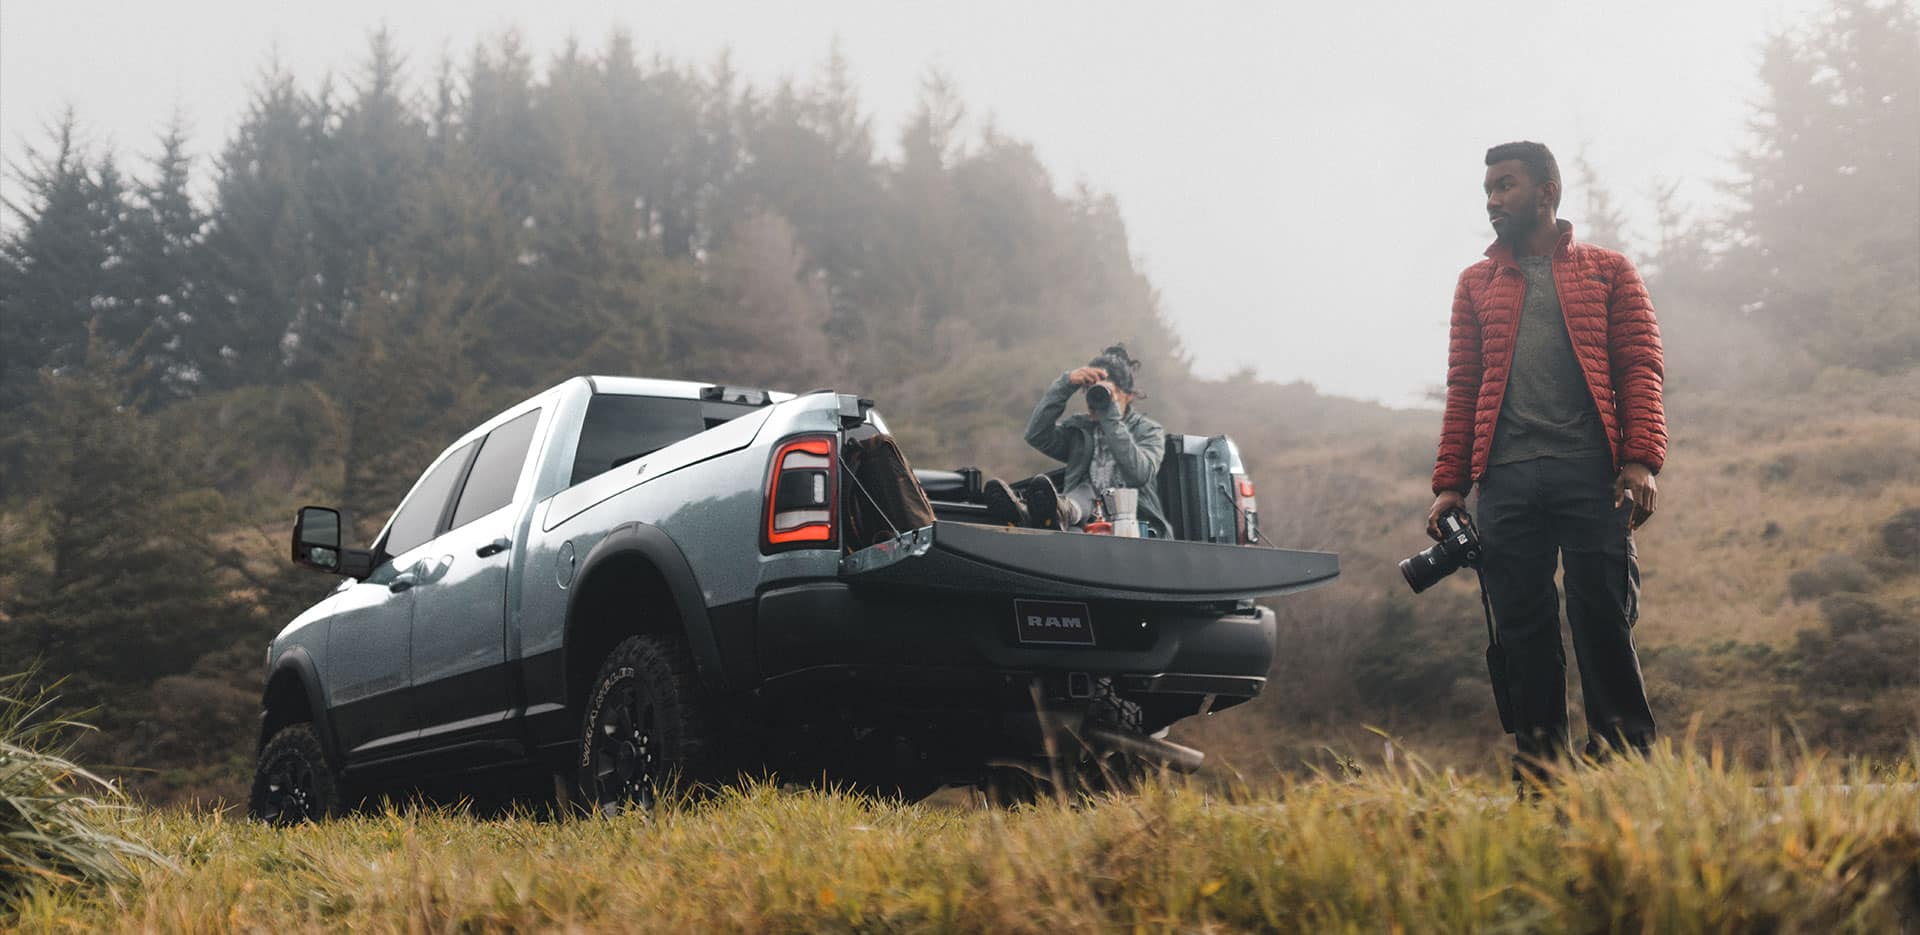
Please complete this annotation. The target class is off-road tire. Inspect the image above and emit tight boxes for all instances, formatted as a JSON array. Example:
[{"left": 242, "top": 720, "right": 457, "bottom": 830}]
[
  {"left": 1075, "top": 681, "right": 1153, "bottom": 796},
  {"left": 984, "top": 763, "right": 1054, "bottom": 808},
  {"left": 575, "top": 634, "right": 718, "bottom": 815},
  {"left": 248, "top": 723, "right": 346, "bottom": 825}
]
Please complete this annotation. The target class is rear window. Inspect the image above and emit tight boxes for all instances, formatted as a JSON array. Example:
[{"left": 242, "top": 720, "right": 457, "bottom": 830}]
[{"left": 570, "top": 395, "right": 759, "bottom": 486}]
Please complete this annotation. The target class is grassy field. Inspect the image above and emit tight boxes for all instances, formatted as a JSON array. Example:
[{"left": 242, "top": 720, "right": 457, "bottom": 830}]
[{"left": 7, "top": 746, "right": 1917, "bottom": 933}]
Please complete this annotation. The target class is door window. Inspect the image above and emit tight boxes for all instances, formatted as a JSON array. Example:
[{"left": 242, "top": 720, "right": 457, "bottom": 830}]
[
  {"left": 384, "top": 441, "right": 478, "bottom": 557},
  {"left": 450, "top": 409, "right": 542, "bottom": 529}
]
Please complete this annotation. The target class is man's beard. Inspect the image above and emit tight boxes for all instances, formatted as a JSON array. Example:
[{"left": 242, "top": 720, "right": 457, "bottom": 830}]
[{"left": 1494, "top": 211, "right": 1540, "bottom": 244}]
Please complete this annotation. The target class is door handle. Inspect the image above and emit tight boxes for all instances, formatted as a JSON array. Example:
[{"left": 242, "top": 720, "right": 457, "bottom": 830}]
[
  {"left": 476, "top": 538, "right": 511, "bottom": 558},
  {"left": 389, "top": 572, "right": 418, "bottom": 593}
]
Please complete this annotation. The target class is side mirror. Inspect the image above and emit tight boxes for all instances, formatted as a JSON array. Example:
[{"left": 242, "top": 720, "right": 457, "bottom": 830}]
[{"left": 293, "top": 506, "right": 373, "bottom": 579}]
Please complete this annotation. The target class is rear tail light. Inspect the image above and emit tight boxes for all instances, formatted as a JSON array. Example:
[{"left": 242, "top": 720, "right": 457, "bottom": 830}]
[
  {"left": 764, "top": 436, "right": 837, "bottom": 551},
  {"left": 1233, "top": 473, "right": 1259, "bottom": 544}
]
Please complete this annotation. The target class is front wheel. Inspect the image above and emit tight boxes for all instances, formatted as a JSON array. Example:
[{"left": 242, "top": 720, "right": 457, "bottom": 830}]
[
  {"left": 248, "top": 723, "right": 345, "bottom": 825},
  {"left": 575, "top": 634, "right": 717, "bottom": 814}
]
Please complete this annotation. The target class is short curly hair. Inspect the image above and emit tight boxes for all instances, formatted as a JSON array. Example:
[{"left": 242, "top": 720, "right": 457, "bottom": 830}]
[{"left": 1485, "top": 141, "right": 1560, "bottom": 209}]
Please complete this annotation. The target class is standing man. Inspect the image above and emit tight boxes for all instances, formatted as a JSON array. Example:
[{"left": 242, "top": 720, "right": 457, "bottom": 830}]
[{"left": 1426, "top": 141, "right": 1667, "bottom": 775}]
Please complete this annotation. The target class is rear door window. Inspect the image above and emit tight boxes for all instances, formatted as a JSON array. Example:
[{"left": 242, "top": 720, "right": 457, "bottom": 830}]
[
  {"left": 449, "top": 409, "right": 543, "bottom": 529},
  {"left": 384, "top": 441, "right": 479, "bottom": 557},
  {"left": 569, "top": 395, "right": 757, "bottom": 486}
]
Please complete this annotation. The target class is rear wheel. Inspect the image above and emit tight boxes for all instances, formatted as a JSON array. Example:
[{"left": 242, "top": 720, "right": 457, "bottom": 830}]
[
  {"left": 1076, "top": 681, "right": 1153, "bottom": 794},
  {"left": 575, "top": 634, "right": 717, "bottom": 814},
  {"left": 249, "top": 723, "right": 345, "bottom": 825}
]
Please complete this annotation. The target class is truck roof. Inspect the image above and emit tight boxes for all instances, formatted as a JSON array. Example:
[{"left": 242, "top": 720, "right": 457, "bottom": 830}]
[{"left": 586, "top": 375, "right": 796, "bottom": 404}]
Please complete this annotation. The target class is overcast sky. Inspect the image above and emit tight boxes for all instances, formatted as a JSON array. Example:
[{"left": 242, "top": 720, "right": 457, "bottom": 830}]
[{"left": 2, "top": 0, "right": 1825, "bottom": 406}]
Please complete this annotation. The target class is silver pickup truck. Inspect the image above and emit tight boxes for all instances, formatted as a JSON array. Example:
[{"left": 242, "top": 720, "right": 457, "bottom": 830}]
[{"left": 252, "top": 376, "right": 1338, "bottom": 820}]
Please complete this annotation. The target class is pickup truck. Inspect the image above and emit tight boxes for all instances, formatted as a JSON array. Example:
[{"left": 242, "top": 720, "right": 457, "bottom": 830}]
[{"left": 251, "top": 375, "right": 1338, "bottom": 821}]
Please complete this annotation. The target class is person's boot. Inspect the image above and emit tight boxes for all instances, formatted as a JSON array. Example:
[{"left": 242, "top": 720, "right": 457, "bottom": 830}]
[
  {"left": 983, "top": 479, "right": 1030, "bottom": 527},
  {"left": 1025, "top": 475, "right": 1068, "bottom": 530}
]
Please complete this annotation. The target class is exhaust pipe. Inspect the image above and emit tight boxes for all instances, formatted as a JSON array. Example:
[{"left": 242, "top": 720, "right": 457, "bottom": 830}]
[{"left": 1084, "top": 725, "right": 1206, "bottom": 774}]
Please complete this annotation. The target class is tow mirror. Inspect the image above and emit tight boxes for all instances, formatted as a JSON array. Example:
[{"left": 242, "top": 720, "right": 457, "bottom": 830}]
[{"left": 293, "top": 506, "right": 373, "bottom": 579}]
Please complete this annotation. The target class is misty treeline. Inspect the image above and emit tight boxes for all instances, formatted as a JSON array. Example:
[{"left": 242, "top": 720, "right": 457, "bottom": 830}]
[
  {"left": 1574, "top": 0, "right": 1918, "bottom": 385},
  {"left": 1, "top": 1, "right": 1914, "bottom": 800}
]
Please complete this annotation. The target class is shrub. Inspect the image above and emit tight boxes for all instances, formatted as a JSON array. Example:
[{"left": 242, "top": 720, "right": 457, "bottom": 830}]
[
  {"left": 1349, "top": 591, "right": 1486, "bottom": 718},
  {"left": 1818, "top": 592, "right": 1905, "bottom": 636},
  {"left": 1882, "top": 507, "right": 1920, "bottom": 561},
  {"left": 0, "top": 670, "right": 163, "bottom": 908},
  {"left": 1792, "top": 595, "right": 1920, "bottom": 698},
  {"left": 1786, "top": 552, "right": 1877, "bottom": 601}
]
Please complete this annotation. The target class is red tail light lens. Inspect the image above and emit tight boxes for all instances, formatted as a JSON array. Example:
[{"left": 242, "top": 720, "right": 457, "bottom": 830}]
[
  {"left": 764, "top": 436, "right": 837, "bottom": 550},
  {"left": 1233, "top": 474, "right": 1259, "bottom": 544}
]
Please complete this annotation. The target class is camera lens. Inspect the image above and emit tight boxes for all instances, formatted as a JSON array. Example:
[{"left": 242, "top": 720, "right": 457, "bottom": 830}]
[
  {"left": 1399, "top": 508, "right": 1479, "bottom": 593},
  {"left": 1399, "top": 545, "right": 1454, "bottom": 593},
  {"left": 1088, "top": 384, "right": 1112, "bottom": 409}
]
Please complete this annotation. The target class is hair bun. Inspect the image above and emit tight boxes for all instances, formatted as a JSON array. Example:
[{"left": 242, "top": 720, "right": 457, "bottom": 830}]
[{"left": 1102, "top": 343, "right": 1140, "bottom": 369}]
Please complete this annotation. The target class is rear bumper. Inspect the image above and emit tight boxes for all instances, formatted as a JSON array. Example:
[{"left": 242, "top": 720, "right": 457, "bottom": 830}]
[{"left": 752, "top": 582, "right": 1276, "bottom": 705}]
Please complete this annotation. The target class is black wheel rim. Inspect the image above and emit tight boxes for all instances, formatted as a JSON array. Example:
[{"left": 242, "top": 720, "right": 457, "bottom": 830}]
[
  {"left": 591, "top": 677, "right": 658, "bottom": 813},
  {"left": 260, "top": 751, "right": 319, "bottom": 825}
]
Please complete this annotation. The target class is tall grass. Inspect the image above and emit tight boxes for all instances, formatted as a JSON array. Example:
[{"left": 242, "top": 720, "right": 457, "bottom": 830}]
[
  {"left": 0, "top": 670, "right": 164, "bottom": 906},
  {"left": 7, "top": 742, "right": 1915, "bottom": 932}
]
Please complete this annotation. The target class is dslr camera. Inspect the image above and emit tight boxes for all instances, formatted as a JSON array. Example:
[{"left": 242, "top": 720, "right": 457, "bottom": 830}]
[
  {"left": 1400, "top": 507, "right": 1482, "bottom": 593},
  {"left": 1086, "top": 382, "right": 1114, "bottom": 411}
]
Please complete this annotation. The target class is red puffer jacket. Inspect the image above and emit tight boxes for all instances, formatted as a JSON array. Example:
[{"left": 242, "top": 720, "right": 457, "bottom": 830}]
[{"left": 1432, "top": 222, "right": 1666, "bottom": 494}]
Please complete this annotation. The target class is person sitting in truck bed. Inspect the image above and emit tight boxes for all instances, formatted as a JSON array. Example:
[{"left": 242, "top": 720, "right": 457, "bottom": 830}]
[{"left": 983, "top": 344, "right": 1170, "bottom": 537}]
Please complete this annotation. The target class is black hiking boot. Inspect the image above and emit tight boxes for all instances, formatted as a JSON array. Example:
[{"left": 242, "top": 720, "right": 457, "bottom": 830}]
[
  {"left": 983, "top": 479, "right": 1030, "bottom": 527},
  {"left": 1026, "top": 475, "right": 1065, "bottom": 530}
]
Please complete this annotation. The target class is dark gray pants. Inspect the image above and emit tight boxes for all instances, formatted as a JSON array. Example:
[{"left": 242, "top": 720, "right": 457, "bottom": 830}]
[{"left": 1477, "top": 455, "right": 1655, "bottom": 763}]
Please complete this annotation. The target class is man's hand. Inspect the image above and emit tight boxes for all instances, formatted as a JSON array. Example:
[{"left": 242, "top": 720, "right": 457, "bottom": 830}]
[
  {"left": 1067, "top": 366, "right": 1108, "bottom": 387},
  {"left": 1426, "top": 490, "right": 1466, "bottom": 540},
  {"left": 1614, "top": 462, "right": 1657, "bottom": 528}
]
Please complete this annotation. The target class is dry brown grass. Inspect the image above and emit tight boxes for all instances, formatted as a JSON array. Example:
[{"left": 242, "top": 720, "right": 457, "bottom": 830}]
[{"left": 8, "top": 746, "right": 1916, "bottom": 933}]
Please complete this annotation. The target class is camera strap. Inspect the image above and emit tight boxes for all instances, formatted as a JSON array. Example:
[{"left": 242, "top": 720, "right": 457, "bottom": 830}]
[
  {"left": 1475, "top": 567, "right": 1517, "bottom": 735},
  {"left": 1475, "top": 568, "right": 1499, "bottom": 648}
]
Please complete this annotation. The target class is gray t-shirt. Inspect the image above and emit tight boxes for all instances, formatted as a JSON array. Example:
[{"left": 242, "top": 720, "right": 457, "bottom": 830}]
[{"left": 1488, "top": 256, "right": 1611, "bottom": 466}]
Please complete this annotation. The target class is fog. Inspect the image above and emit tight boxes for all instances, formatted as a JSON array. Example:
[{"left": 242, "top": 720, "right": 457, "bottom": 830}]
[{"left": 1, "top": 0, "right": 1825, "bottom": 405}]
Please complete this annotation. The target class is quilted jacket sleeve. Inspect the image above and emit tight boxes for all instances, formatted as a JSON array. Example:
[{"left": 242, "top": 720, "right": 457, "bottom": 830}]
[
  {"left": 1607, "top": 255, "right": 1667, "bottom": 473},
  {"left": 1024, "top": 372, "right": 1080, "bottom": 463},
  {"left": 1432, "top": 271, "right": 1480, "bottom": 494},
  {"left": 1097, "top": 408, "right": 1166, "bottom": 490}
]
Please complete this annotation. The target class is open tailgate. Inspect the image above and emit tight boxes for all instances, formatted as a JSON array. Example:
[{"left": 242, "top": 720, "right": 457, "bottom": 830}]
[{"left": 840, "top": 522, "right": 1338, "bottom": 604}]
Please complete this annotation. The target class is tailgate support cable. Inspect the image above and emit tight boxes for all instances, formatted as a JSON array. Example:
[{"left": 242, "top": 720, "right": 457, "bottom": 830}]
[{"left": 845, "top": 464, "right": 905, "bottom": 542}]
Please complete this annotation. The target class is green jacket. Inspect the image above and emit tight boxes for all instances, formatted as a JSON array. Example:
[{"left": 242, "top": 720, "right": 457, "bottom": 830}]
[{"left": 1024, "top": 372, "right": 1170, "bottom": 536}]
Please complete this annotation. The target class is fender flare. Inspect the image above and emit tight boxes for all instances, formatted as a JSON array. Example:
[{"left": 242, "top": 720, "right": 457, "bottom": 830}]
[
  {"left": 566, "top": 522, "right": 731, "bottom": 692},
  {"left": 259, "top": 646, "right": 340, "bottom": 768}
]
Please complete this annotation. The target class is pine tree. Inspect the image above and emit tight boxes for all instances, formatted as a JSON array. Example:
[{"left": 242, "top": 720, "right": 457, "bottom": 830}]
[
  {"left": 1572, "top": 154, "right": 1632, "bottom": 252},
  {"left": 301, "top": 28, "right": 430, "bottom": 377},
  {"left": 1, "top": 115, "right": 114, "bottom": 414},
  {"left": 1726, "top": 0, "right": 1920, "bottom": 373},
  {"left": 119, "top": 119, "right": 217, "bottom": 403},
  {"left": 200, "top": 61, "right": 327, "bottom": 386},
  {"left": 2, "top": 339, "right": 241, "bottom": 705}
]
